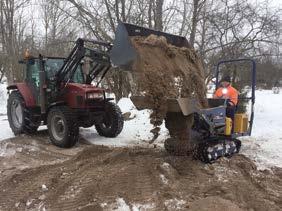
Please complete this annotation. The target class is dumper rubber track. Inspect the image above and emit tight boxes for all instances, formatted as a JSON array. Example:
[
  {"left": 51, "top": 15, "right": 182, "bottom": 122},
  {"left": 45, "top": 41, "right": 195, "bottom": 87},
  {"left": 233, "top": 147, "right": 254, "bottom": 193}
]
[
  {"left": 164, "top": 137, "right": 193, "bottom": 156},
  {"left": 194, "top": 138, "right": 241, "bottom": 163},
  {"left": 164, "top": 112, "right": 194, "bottom": 156}
]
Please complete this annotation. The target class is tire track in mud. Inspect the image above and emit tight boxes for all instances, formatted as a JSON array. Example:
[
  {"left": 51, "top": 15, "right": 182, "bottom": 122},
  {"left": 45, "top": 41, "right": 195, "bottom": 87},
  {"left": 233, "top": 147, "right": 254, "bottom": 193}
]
[
  {"left": 47, "top": 148, "right": 164, "bottom": 210},
  {"left": 0, "top": 136, "right": 282, "bottom": 211}
]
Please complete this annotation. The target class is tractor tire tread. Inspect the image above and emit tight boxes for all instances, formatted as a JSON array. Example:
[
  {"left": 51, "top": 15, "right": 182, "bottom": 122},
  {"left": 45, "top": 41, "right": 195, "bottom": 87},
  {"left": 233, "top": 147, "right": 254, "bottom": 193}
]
[
  {"left": 95, "top": 102, "right": 124, "bottom": 138},
  {"left": 47, "top": 106, "right": 79, "bottom": 148},
  {"left": 7, "top": 91, "right": 38, "bottom": 135}
]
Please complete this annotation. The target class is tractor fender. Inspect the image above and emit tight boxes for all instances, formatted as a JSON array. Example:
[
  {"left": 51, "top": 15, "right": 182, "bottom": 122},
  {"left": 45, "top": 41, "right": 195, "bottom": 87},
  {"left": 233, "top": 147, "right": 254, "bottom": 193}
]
[
  {"left": 7, "top": 83, "right": 36, "bottom": 107},
  {"left": 47, "top": 101, "right": 67, "bottom": 113}
]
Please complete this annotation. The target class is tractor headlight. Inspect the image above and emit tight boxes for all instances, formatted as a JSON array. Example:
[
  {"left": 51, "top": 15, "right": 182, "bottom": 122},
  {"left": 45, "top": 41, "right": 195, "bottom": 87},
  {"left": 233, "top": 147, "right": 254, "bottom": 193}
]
[{"left": 87, "top": 92, "right": 104, "bottom": 99}]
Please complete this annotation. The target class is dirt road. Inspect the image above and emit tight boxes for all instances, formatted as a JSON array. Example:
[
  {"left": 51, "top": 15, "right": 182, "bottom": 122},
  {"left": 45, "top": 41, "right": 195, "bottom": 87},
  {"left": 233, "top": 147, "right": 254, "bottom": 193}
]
[{"left": 0, "top": 133, "right": 281, "bottom": 211}]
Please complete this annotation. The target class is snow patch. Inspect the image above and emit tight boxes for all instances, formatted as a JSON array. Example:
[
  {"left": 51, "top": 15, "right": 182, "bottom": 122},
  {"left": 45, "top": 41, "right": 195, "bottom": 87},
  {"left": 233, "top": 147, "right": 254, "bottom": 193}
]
[
  {"left": 164, "top": 198, "right": 186, "bottom": 210},
  {"left": 113, "top": 198, "right": 131, "bottom": 211},
  {"left": 132, "top": 203, "right": 155, "bottom": 211},
  {"left": 240, "top": 90, "right": 282, "bottom": 169},
  {"left": 102, "top": 198, "right": 155, "bottom": 211},
  {"left": 161, "top": 162, "right": 171, "bottom": 169},
  {"left": 81, "top": 98, "right": 169, "bottom": 146},
  {"left": 160, "top": 174, "right": 169, "bottom": 185},
  {"left": 0, "top": 116, "right": 14, "bottom": 140},
  {"left": 0, "top": 141, "right": 39, "bottom": 158},
  {"left": 26, "top": 199, "right": 35, "bottom": 207},
  {"left": 41, "top": 184, "right": 48, "bottom": 192},
  {"left": 0, "top": 143, "right": 16, "bottom": 157},
  {"left": 0, "top": 83, "right": 7, "bottom": 115},
  {"left": 214, "top": 165, "right": 238, "bottom": 182}
]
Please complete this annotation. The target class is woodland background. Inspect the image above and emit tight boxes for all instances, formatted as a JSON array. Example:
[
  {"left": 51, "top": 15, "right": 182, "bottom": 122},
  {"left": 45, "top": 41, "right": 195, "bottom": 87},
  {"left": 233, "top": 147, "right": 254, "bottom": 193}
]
[{"left": 0, "top": 0, "right": 281, "bottom": 100}]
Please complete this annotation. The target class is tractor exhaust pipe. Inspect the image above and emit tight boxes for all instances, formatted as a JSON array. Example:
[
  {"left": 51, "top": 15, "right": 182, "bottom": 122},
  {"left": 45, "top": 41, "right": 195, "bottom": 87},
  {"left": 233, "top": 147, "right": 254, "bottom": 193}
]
[{"left": 39, "top": 54, "right": 46, "bottom": 114}]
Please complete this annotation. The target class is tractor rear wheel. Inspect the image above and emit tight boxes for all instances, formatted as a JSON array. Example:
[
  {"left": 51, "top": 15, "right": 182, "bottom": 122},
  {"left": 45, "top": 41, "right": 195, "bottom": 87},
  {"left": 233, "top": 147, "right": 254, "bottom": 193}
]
[
  {"left": 7, "top": 91, "right": 38, "bottom": 135},
  {"left": 95, "top": 102, "right": 124, "bottom": 137},
  {"left": 47, "top": 106, "right": 79, "bottom": 148}
]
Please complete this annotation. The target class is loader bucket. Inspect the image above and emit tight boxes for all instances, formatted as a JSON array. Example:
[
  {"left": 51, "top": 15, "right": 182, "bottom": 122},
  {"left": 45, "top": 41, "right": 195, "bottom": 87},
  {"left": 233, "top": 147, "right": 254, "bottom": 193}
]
[
  {"left": 130, "top": 96, "right": 197, "bottom": 116},
  {"left": 110, "top": 22, "right": 191, "bottom": 68}
]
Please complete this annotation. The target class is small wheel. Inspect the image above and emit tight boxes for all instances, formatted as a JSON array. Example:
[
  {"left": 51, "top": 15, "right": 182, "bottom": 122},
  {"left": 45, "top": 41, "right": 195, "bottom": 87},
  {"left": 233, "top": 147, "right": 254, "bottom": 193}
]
[
  {"left": 233, "top": 139, "right": 242, "bottom": 153},
  {"left": 95, "top": 102, "right": 124, "bottom": 137},
  {"left": 7, "top": 91, "right": 38, "bottom": 135},
  {"left": 47, "top": 106, "right": 78, "bottom": 148}
]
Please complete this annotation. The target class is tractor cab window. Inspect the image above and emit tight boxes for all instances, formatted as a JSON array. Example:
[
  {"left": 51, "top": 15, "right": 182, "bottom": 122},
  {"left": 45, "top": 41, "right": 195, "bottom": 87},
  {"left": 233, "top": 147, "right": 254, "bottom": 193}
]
[
  {"left": 45, "top": 59, "right": 64, "bottom": 79},
  {"left": 71, "top": 65, "right": 84, "bottom": 83},
  {"left": 26, "top": 59, "right": 40, "bottom": 87},
  {"left": 45, "top": 58, "right": 84, "bottom": 84}
]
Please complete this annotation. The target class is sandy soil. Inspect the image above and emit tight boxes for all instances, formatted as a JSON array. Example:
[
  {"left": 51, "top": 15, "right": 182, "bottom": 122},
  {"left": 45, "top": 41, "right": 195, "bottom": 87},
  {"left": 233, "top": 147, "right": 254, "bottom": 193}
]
[
  {"left": 0, "top": 133, "right": 281, "bottom": 211},
  {"left": 129, "top": 35, "right": 207, "bottom": 139}
]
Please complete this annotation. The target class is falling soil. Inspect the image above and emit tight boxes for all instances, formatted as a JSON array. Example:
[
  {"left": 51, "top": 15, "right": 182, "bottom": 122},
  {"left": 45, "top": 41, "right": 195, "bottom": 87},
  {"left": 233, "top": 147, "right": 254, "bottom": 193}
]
[
  {"left": 0, "top": 135, "right": 281, "bottom": 210},
  {"left": 129, "top": 35, "right": 207, "bottom": 140}
]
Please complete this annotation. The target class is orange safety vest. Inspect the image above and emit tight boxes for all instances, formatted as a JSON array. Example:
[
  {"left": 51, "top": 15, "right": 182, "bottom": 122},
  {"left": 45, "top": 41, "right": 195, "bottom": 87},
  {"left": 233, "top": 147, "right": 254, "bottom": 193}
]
[{"left": 214, "top": 85, "right": 239, "bottom": 105}]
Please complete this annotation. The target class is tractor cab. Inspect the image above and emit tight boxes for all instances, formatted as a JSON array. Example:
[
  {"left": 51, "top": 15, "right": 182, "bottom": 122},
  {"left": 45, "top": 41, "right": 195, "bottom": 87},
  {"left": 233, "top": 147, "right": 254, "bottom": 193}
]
[{"left": 22, "top": 57, "right": 84, "bottom": 106}]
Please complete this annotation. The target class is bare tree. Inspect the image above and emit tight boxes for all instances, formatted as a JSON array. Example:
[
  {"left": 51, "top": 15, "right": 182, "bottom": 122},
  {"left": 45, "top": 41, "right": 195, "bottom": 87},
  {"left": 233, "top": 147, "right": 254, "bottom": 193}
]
[
  {"left": 0, "top": 0, "right": 30, "bottom": 83},
  {"left": 194, "top": 0, "right": 280, "bottom": 82},
  {"left": 154, "top": 0, "right": 163, "bottom": 30},
  {"left": 0, "top": 0, "right": 280, "bottom": 95},
  {"left": 189, "top": 0, "right": 206, "bottom": 47},
  {"left": 40, "top": 0, "right": 77, "bottom": 56}
]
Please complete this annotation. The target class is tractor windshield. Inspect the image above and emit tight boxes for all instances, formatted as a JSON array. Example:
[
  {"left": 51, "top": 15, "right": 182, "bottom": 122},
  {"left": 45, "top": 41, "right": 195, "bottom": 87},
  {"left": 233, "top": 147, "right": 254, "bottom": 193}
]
[{"left": 45, "top": 58, "right": 84, "bottom": 84}]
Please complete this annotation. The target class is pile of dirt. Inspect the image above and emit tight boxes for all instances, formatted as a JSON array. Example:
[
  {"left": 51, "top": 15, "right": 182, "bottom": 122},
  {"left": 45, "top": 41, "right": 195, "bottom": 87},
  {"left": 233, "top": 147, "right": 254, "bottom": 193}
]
[
  {"left": 129, "top": 35, "right": 207, "bottom": 140},
  {"left": 0, "top": 136, "right": 281, "bottom": 211}
]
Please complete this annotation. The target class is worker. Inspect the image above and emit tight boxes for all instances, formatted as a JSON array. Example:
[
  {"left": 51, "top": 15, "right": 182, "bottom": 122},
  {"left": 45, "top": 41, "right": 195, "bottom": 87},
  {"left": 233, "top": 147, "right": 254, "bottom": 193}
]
[{"left": 213, "top": 76, "right": 239, "bottom": 121}]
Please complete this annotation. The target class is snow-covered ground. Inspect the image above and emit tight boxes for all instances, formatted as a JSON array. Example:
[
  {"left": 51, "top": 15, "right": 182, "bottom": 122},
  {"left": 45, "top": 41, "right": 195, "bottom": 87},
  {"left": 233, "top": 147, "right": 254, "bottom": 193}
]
[
  {"left": 0, "top": 83, "right": 281, "bottom": 170},
  {"left": 240, "top": 89, "right": 282, "bottom": 169},
  {"left": 0, "top": 83, "right": 14, "bottom": 140},
  {"left": 81, "top": 97, "right": 168, "bottom": 146}
]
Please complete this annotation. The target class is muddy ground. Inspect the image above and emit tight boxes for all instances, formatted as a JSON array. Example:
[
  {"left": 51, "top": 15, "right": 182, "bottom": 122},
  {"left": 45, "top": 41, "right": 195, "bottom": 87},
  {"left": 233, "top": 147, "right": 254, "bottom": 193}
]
[{"left": 0, "top": 132, "right": 281, "bottom": 211}]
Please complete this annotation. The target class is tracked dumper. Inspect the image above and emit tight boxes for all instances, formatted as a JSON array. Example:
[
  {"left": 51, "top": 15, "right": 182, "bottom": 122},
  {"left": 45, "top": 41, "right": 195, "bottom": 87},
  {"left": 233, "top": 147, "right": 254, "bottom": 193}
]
[{"left": 110, "top": 23, "right": 256, "bottom": 163}]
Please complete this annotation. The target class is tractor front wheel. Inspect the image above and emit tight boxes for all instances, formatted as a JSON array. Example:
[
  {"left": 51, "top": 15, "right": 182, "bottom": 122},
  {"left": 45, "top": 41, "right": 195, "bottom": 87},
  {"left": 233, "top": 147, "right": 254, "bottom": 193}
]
[
  {"left": 47, "top": 106, "right": 79, "bottom": 148},
  {"left": 7, "top": 91, "right": 38, "bottom": 135},
  {"left": 95, "top": 102, "right": 124, "bottom": 137}
]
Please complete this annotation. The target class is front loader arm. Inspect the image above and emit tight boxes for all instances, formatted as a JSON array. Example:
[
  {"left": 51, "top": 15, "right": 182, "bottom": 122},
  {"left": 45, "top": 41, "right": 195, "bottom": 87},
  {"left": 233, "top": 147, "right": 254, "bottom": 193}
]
[{"left": 55, "top": 38, "right": 112, "bottom": 88}]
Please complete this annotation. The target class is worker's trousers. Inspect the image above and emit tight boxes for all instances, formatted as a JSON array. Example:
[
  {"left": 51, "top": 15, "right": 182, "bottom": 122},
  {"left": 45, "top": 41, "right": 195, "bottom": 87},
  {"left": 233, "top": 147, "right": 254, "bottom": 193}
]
[{"left": 226, "top": 105, "right": 236, "bottom": 121}]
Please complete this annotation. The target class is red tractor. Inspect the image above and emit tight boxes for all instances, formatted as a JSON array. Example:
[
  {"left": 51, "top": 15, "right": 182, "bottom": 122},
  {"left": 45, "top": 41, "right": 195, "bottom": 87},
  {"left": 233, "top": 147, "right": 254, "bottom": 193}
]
[{"left": 7, "top": 38, "right": 124, "bottom": 147}]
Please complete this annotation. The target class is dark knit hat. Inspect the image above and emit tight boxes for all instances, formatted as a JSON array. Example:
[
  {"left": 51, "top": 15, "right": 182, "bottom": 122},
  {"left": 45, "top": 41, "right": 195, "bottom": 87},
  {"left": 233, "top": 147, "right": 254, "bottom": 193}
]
[{"left": 221, "top": 75, "right": 231, "bottom": 83}]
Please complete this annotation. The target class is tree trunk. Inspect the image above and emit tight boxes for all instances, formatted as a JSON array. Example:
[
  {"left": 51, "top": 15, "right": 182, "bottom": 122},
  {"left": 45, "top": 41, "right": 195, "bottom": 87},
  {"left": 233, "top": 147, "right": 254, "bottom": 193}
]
[
  {"left": 154, "top": 0, "right": 163, "bottom": 31},
  {"left": 148, "top": 0, "right": 153, "bottom": 28},
  {"left": 189, "top": 0, "right": 200, "bottom": 47},
  {"left": 120, "top": 0, "right": 126, "bottom": 22}
]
